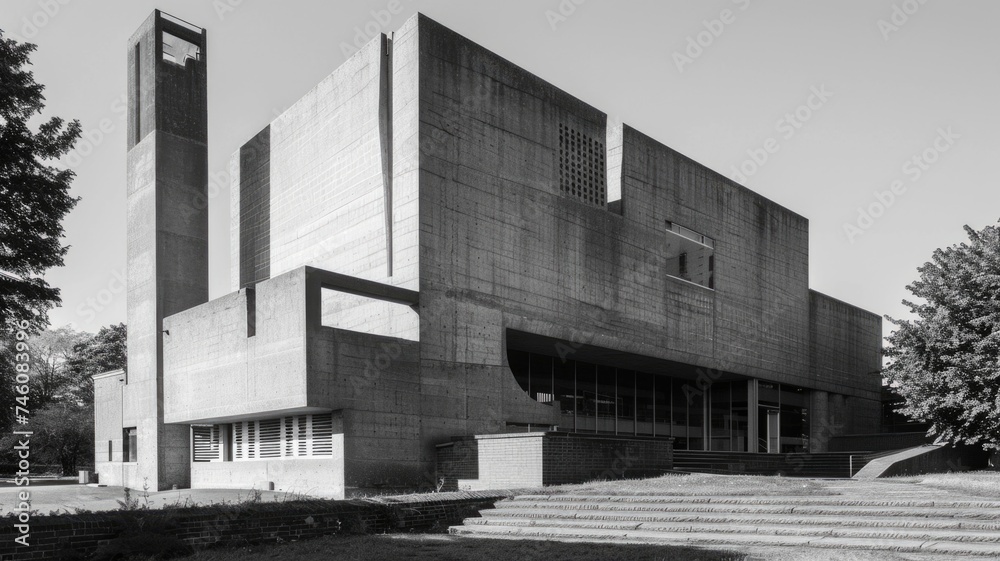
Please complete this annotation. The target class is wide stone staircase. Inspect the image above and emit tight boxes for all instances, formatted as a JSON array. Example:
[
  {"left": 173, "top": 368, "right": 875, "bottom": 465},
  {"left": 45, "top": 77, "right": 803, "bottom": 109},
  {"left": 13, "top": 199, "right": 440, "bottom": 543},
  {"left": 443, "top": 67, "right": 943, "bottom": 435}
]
[{"left": 449, "top": 489, "right": 1000, "bottom": 557}]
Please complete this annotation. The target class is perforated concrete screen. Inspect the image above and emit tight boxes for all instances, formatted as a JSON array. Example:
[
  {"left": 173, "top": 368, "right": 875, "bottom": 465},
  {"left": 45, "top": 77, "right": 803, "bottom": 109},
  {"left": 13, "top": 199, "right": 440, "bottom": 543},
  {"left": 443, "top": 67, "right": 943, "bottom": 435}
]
[{"left": 558, "top": 123, "right": 606, "bottom": 207}]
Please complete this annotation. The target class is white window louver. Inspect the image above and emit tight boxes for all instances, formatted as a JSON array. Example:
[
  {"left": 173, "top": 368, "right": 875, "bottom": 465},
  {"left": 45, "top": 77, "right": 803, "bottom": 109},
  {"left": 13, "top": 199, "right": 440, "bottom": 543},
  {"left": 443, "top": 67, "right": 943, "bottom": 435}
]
[
  {"left": 227, "top": 413, "right": 335, "bottom": 460},
  {"left": 258, "top": 418, "right": 281, "bottom": 458},
  {"left": 192, "top": 425, "right": 221, "bottom": 462}
]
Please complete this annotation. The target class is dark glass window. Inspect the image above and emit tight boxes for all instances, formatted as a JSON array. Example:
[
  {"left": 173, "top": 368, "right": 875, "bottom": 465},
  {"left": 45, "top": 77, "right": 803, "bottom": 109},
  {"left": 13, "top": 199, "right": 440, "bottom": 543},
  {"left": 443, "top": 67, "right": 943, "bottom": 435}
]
[
  {"left": 710, "top": 383, "right": 731, "bottom": 451},
  {"left": 596, "top": 365, "right": 617, "bottom": 434},
  {"left": 576, "top": 362, "right": 597, "bottom": 433},
  {"left": 617, "top": 369, "right": 636, "bottom": 436},
  {"left": 780, "top": 385, "right": 810, "bottom": 453},
  {"left": 731, "top": 381, "right": 749, "bottom": 452},
  {"left": 636, "top": 372, "right": 655, "bottom": 436},
  {"left": 688, "top": 380, "right": 705, "bottom": 450},
  {"left": 124, "top": 428, "right": 138, "bottom": 463},
  {"left": 529, "top": 354, "right": 553, "bottom": 404},
  {"left": 672, "top": 378, "right": 690, "bottom": 450},
  {"left": 553, "top": 359, "right": 576, "bottom": 429},
  {"left": 509, "top": 350, "right": 530, "bottom": 393},
  {"left": 653, "top": 375, "right": 671, "bottom": 437}
]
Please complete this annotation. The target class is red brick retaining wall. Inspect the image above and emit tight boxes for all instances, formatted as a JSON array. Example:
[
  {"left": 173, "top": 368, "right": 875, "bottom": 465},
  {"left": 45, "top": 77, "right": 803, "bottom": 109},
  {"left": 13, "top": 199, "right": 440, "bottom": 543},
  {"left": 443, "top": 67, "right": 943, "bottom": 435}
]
[{"left": 0, "top": 491, "right": 504, "bottom": 560}]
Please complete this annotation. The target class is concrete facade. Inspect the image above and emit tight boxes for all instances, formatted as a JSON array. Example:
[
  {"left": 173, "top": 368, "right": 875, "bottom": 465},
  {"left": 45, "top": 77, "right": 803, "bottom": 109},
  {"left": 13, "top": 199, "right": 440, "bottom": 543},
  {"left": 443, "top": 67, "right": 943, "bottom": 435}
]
[{"left": 96, "top": 12, "right": 882, "bottom": 496}]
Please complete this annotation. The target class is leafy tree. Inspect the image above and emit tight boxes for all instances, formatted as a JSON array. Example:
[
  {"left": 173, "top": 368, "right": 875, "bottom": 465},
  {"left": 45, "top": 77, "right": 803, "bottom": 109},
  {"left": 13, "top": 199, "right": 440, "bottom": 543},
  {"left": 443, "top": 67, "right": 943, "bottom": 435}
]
[
  {"left": 66, "top": 322, "right": 126, "bottom": 403},
  {"left": 1, "top": 402, "right": 93, "bottom": 475},
  {"left": 0, "top": 30, "right": 81, "bottom": 335},
  {"left": 28, "top": 325, "right": 87, "bottom": 407},
  {"left": 884, "top": 223, "right": 1000, "bottom": 451}
]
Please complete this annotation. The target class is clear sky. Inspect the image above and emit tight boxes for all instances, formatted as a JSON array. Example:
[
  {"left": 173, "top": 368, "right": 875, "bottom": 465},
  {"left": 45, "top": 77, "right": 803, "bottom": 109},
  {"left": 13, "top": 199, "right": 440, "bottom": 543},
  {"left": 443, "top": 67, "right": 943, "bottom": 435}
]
[{"left": 3, "top": 0, "right": 998, "bottom": 342}]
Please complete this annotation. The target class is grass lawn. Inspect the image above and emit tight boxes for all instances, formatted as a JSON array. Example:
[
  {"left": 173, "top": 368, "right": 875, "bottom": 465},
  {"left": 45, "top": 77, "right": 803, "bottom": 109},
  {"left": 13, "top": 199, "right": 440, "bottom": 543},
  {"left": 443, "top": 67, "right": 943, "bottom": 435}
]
[
  {"left": 890, "top": 470, "right": 1000, "bottom": 498},
  {"left": 163, "top": 534, "right": 745, "bottom": 561},
  {"left": 543, "top": 472, "right": 836, "bottom": 496}
]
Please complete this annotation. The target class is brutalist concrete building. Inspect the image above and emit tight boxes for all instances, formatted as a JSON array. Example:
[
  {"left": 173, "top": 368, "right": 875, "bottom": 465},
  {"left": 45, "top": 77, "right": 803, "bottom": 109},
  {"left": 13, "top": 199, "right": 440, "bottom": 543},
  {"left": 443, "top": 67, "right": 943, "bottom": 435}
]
[{"left": 94, "top": 11, "right": 882, "bottom": 497}]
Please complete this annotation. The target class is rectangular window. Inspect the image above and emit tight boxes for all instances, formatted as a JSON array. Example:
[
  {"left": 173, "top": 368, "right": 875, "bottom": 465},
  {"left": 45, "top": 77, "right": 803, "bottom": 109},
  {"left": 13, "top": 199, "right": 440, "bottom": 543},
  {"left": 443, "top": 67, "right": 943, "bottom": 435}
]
[
  {"left": 133, "top": 43, "right": 140, "bottom": 142},
  {"left": 665, "top": 221, "right": 715, "bottom": 289},
  {"left": 230, "top": 414, "right": 336, "bottom": 460},
  {"left": 124, "top": 428, "right": 138, "bottom": 463},
  {"left": 108, "top": 440, "right": 113, "bottom": 462},
  {"left": 192, "top": 425, "right": 222, "bottom": 462},
  {"left": 258, "top": 418, "right": 281, "bottom": 458}
]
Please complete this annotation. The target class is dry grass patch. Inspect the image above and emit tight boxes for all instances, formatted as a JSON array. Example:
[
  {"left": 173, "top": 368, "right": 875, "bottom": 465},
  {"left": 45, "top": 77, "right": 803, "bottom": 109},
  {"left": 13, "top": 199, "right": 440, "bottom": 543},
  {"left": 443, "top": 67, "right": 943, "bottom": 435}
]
[
  {"left": 890, "top": 470, "right": 1000, "bottom": 498},
  {"left": 543, "top": 472, "right": 836, "bottom": 496}
]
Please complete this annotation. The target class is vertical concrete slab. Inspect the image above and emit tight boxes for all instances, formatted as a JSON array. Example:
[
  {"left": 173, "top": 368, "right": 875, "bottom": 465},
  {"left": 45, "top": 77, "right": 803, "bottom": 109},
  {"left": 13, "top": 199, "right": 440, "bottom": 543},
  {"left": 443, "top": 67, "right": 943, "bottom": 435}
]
[{"left": 119, "top": 11, "right": 209, "bottom": 491}]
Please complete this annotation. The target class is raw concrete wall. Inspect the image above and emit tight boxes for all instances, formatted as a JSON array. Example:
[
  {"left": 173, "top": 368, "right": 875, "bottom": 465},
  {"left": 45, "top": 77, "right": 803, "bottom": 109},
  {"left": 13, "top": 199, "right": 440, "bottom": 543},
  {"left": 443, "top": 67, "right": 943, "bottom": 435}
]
[
  {"left": 163, "top": 269, "right": 309, "bottom": 423},
  {"left": 120, "top": 10, "right": 209, "bottom": 491},
  {"left": 228, "top": 32, "right": 419, "bottom": 340},
  {"left": 93, "top": 371, "right": 124, "bottom": 486},
  {"left": 809, "top": 291, "right": 882, "bottom": 401},
  {"left": 190, "top": 437, "right": 345, "bottom": 498},
  {"left": 618, "top": 125, "right": 811, "bottom": 384},
  {"left": 163, "top": 266, "right": 422, "bottom": 425}
]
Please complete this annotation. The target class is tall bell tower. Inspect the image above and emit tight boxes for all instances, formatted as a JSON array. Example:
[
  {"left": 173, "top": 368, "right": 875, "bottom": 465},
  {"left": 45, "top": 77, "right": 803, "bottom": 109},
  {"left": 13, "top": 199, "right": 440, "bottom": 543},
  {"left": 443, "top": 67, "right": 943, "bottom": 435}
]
[{"left": 123, "top": 10, "right": 208, "bottom": 490}]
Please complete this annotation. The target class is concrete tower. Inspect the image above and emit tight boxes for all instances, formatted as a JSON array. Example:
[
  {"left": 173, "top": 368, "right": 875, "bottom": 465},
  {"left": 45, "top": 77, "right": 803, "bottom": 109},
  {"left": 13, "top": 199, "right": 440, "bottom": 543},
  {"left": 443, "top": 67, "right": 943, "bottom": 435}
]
[{"left": 123, "top": 10, "right": 208, "bottom": 490}]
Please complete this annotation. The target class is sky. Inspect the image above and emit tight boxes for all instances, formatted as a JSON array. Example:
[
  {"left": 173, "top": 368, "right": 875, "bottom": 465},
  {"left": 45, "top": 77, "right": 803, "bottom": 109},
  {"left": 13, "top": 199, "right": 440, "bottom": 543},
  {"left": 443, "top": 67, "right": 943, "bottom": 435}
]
[{"left": 2, "top": 0, "right": 998, "bottom": 342}]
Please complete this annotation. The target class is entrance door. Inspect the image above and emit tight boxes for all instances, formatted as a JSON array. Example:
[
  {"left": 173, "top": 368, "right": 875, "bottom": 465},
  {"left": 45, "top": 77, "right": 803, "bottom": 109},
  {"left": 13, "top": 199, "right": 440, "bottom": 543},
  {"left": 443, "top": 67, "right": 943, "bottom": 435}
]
[
  {"left": 767, "top": 409, "right": 780, "bottom": 453},
  {"left": 757, "top": 406, "right": 780, "bottom": 453}
]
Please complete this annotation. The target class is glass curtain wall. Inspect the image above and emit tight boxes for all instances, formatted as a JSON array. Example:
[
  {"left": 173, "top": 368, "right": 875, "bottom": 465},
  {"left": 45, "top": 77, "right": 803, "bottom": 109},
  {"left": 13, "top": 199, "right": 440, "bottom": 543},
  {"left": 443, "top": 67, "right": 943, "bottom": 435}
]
[
  {"left": 508, "top": 349, "right": 810, "bottom": 453},
  {"left": 507, "top": 349, "right": 707, "bottom": 445}
]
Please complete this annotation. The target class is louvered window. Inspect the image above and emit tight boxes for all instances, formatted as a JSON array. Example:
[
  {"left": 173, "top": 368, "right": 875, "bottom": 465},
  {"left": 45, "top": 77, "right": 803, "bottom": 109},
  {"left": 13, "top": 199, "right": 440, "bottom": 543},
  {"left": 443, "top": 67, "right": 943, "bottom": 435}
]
[
  {"left": 228, "top": 413, "right": 336, "bottom": 460},
  {"left": 192, "top": 425, "right": 222, "bottom": 462}
]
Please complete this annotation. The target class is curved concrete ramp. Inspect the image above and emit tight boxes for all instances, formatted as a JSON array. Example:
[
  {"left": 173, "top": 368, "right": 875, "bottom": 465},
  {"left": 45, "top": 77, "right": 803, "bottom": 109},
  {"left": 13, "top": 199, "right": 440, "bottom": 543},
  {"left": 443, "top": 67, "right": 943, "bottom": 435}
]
[{"left": 852, "top": 445, "right": 942, "bottom": 479}]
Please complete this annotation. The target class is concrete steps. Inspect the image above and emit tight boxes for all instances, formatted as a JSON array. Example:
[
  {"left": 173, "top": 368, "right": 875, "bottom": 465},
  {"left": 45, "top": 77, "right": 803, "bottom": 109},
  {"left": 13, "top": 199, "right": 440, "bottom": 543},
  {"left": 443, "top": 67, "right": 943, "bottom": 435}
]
[{"left": 449, "top": 493, "right": 1000, "bottom": 556}]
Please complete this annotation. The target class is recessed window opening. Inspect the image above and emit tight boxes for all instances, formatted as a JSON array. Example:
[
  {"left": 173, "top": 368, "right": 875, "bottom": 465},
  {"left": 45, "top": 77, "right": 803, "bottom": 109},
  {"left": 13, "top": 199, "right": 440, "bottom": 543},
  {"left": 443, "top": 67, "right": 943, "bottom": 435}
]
[
  {"left": 665, "top": 221, "right": 714, "bottom": 289},
  {"left": 162, "top": 31, "right": 200, "bottom": 65},
  {"left": 123, "top": 427, "right": 138, "bottom": 463}
]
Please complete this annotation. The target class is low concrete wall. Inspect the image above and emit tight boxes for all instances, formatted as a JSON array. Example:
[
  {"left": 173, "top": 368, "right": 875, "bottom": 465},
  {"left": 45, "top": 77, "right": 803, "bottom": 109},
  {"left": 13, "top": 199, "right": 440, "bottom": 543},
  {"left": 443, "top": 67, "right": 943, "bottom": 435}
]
[
  {"left": 191, "top": 452, "right": 345, "bottom": 498},
  {"left": 0, "top": 491, "right": 504, "bottom": 560},
  {"left": 437, "top": 432, "right": 673, "bottom": 491},
  {"left": 876, "top": 444, "right": 989, "bottom": 478}
]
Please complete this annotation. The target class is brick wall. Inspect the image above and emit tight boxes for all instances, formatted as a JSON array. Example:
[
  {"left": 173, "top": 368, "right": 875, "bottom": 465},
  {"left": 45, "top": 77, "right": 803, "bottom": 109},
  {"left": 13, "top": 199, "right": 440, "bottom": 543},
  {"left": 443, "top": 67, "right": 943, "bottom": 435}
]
[
  {"left": 0, "top": 493, "right": 503, "bottom": 561},
  {"left": 541, "top": 434, "right": 674, "bottom": 484}
]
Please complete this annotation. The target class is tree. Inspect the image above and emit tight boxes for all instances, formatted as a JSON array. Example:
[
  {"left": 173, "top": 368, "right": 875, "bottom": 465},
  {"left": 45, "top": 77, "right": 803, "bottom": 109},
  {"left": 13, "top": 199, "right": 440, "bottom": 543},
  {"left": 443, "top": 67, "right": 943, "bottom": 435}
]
[
  {"left": 884, "top": 223, "right": 1000, "bottom": 451},
  {"left": 1, "top": 402, "right": 93, "bottom": 475},
  {"left": 65, "top": 322, "right": 126, "bottom": 403},
  {"left": 0, "top": 30, "right": 81, "bottom": 335},
  {"left": 28, "top": 325, "right": 87, "bottom": 407}
]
